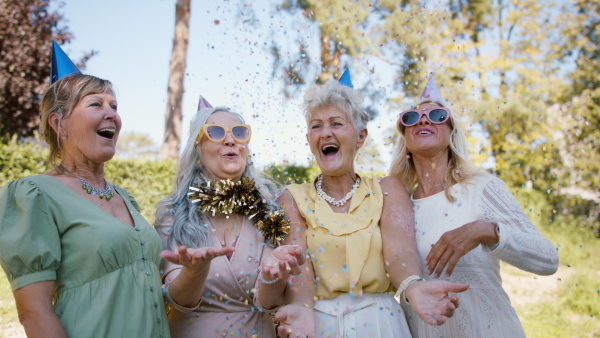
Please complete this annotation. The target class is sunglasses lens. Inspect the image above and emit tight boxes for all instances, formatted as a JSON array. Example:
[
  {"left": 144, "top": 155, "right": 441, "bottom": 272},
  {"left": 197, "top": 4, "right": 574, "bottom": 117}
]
[
  {"left": 206, "top": 126, "right": 226, "bottom": 141},
  {"left": 402, "top": 111, "right": 420, "bottom": 125},
  {"left": 232, "top": 126, "right": 250, "bottom": 141},
  {"left": 429, "top": 109, "right": 448, "bottom": 123}
]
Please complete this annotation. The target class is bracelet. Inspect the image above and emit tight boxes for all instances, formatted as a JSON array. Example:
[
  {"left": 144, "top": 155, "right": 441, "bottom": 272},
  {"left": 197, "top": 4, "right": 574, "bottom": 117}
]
[
  {"left": 394, "top": 275, "right": 425, "bottom": 300},
  {"left": 258, "top": 269, "right": 280, "bottom": 284}
]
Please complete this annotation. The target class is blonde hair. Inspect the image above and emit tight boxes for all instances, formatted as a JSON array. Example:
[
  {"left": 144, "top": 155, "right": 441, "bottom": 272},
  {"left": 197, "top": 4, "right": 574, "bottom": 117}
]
[
  {"left": 303, "top": 79, "right": 370, "bottom": 133},
  {"left": 40, "top": 74, "right": 114, "bottom": 169},
  {"left": 389, "top": 100, "right": 483, "bottom": 202}
]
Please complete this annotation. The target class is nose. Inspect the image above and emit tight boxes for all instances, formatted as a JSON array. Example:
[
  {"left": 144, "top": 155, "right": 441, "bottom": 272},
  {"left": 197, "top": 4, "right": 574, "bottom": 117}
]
[
  {"left": 321, "top": 125, "right": 333, "bottom": 138},
  {"left": 223, "top": 130, "right": 236, "bottom": 146},
  {"left": 417, "top": 114, "right": 431, "bottom": 125}
]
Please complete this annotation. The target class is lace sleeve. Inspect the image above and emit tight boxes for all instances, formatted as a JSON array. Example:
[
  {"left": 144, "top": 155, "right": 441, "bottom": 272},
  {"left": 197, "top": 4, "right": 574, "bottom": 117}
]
[{"left": 478, "top": 177, "right": 559, "bottom": 275}]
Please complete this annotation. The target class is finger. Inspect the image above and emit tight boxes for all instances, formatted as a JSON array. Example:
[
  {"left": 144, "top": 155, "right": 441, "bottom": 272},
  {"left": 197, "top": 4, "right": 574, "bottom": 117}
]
[
  {"left": 425, "top": 244, "right": 444, "bottom": 274},
  {"left": 273, "top": 308, "right": 286, "bottom": 323},
  {"left": 278, "top": 259, "right": 289, "bottom": 279},
  {"left": 292, "top": 246, "right": 306, "bottom": 265},
  {"left": 450, "top": 295, "right": 460, "bottom": 309},
  {"left": 444, "top": 252, "right": 462, "bottom": 276},
  {"left": 434, "top": 249, "right": 454, "bottom": 278},
  {"left": 444, "top": 282, "right": 470, "bottom": 294},
  {"left": 287, "top": 257, "right": 302, "bottom": 276},
  {"left": 159, "top": 250, "right": 180, "bottom": 263},
  {"left": 435, "top": 314, "right": 448, "bottom": 325}
]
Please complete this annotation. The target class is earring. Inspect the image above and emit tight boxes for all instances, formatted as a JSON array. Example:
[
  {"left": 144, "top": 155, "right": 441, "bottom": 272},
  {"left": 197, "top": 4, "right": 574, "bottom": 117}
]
[{"left": 61, "top": 134, "right": 67, "bottom": 141}]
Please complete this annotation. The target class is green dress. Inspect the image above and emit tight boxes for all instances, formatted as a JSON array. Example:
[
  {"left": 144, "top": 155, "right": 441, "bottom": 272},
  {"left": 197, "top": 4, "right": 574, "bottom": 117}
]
[{"left": 0, "top": 175, "right": 170, "bottom": 337}]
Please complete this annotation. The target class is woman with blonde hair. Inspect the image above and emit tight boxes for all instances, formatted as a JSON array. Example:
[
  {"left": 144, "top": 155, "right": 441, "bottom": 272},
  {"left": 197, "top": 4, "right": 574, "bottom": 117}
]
[
  {"left": 390, "top": 74, "right": 559, "bottom": 337},
  {"left": 271, "top": 70, "right": 470, "bottom": 338}
]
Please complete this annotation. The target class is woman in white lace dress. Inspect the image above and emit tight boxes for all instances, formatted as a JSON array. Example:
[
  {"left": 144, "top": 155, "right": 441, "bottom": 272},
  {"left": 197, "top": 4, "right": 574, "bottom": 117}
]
[{"left": 389, "top": 75, "right": 559, "bottom": 337}]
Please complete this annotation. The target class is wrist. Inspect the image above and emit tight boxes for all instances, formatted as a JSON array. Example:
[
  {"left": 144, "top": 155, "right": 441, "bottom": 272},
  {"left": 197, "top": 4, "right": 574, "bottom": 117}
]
[
  {"left": 394, "top": 275, "right": 425, "bottom": 302},
  {"left": 481, "top": 221, "right": 500, "bottom": 247}
]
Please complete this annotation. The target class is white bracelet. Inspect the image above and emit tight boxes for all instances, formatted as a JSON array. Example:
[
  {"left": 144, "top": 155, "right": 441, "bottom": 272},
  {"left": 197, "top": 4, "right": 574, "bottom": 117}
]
[
  {"left": 258, "top": 269, "right": 280, "bottom": 284},
  {"left": 394, "top": 275, "right": 425, "bottom": 300}
]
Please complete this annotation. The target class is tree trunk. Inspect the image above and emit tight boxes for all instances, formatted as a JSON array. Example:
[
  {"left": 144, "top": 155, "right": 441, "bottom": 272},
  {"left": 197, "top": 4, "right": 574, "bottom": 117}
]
[
  {"left": 160, "top": 0, "right": 191, "bottom": 160},
  {"left": 319, "top": 34, "right": 340, "bottom": 84}
]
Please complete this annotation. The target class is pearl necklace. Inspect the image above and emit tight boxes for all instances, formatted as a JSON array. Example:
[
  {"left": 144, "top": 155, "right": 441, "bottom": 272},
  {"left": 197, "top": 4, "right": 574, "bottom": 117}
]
[{"left": 316, "top": 175, "right": 361, "bottom": 207}]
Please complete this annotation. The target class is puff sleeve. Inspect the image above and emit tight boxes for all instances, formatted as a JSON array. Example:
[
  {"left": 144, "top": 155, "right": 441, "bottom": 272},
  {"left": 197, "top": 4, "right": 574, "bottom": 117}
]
[{"left": 0, "top": 179, "right": 61, "bottom": 291}]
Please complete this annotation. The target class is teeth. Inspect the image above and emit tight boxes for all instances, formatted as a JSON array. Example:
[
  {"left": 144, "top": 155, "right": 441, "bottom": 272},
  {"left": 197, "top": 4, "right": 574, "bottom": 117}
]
[
  {"left": 418, "top": 131, "right": 432, "bottom": 135},
  {"left": 322, "top": 144, "right": 339, "bottom": 151}
]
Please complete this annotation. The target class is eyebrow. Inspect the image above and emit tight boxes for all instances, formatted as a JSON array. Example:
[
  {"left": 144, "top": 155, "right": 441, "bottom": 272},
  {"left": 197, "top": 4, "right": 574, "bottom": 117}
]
[{"left": 310, "top": 116, "right": 345, "bottom": 122}]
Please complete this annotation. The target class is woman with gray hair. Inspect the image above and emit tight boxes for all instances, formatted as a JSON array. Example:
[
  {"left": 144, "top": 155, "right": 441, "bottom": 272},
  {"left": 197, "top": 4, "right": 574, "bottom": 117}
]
[
  {"left": 155, "top": 100, "right": 305, "bottom": 337},
  {"left": 271, "top": 73, "right": 469, "bottom": 338},
  {"left": 390, "top": 74, "right": 558, "bottom": 337}
]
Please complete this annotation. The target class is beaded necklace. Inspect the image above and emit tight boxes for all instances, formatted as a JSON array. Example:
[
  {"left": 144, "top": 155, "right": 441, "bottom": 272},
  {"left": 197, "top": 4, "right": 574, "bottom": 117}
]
[{"left": 59, "top": 165, "right": 115, "bottom": 201}]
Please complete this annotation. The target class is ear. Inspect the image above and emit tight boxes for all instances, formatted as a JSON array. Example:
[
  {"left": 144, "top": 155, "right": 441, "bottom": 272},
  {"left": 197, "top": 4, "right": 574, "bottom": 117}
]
[
  {"left": 356, "top": 128, "right": 368, "bottom": 149},
  {"left": 48, "top": 113, "right": 62, "bottom": 134}
]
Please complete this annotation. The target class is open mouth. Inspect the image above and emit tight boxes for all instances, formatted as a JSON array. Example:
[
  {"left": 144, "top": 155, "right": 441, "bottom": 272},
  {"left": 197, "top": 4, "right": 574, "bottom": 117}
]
[
  {"left": 224, "top": 152, "right": 238, "bottom": 158},
  {"left": 97, "top": 128, "right": 116, "bottom": 139},
  {"left": 417, "top": 130, "right": 433, "bottom": 135},
  {"left": 321, "top": 144, "right": 339, "bottom": 156}
]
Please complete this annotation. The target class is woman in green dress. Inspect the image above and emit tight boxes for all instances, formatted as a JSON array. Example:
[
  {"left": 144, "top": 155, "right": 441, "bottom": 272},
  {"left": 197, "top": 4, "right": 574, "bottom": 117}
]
[{"left": 0, "top": 45, "right": 170, "bottom": 337}]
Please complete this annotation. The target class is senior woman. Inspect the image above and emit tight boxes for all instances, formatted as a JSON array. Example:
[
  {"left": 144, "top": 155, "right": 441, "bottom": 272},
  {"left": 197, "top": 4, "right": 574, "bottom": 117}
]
[
  {"left": 155, "top": 101, "right": 305, "bottom": 338},
  {"left": 390, "top": 75, "right": 559, "bottom": 337},
  {"left": 270, "top": 77, "right": 469, "bottom": 338},
  {"left": 0, "top": 42, "right": 170, "bottom": 337}
]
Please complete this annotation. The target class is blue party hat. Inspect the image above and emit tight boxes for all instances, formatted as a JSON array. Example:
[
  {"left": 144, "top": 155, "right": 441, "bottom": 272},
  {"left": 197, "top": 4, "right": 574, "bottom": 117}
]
[
  {"left": 197, "top": 95, "right": 213, "bottom": 111},
  {"left": 50, "top": 40, "right": 82, "bottom": 84},
  {"left": 338, "top": 68, "right": 354, "bottom": 88}
]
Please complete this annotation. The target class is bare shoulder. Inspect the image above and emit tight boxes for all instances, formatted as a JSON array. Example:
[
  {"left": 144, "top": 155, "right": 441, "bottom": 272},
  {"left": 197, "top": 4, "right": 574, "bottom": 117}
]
[{"left": 277, "top": 188, "right": 301, "bottom": 217}]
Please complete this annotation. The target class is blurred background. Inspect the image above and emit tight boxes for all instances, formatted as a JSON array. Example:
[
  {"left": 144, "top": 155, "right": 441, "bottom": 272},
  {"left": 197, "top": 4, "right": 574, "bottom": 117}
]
[{"left": 1, "top": 0, "right": 598, "bottom": 336}]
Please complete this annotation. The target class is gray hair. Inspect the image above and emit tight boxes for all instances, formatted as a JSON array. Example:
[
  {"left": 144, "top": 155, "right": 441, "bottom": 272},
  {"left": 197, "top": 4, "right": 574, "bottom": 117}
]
[
  {"left": 159, "top": 107, "right": 279, "bottom": 249},
  {"left": 303, "top": 79, "right": 370, "bottom": 133}
]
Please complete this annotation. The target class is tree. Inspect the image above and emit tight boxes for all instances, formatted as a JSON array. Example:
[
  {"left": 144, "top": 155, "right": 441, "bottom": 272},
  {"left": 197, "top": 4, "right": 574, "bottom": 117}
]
[
  {"left": 0, "top": 0, "right": 93, "bottom": 138},
  {"left": 116, "top": 132, "right": 159, "bottom": 160},
  {"left": 160, "top": 0, "right": 191, "bottom": 160}
]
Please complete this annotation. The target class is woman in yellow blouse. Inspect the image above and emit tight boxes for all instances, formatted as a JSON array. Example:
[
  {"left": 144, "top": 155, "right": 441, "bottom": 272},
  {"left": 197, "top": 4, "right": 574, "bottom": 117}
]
[{"left": 267, "top": 72, "right": 470, "bottom": 337}]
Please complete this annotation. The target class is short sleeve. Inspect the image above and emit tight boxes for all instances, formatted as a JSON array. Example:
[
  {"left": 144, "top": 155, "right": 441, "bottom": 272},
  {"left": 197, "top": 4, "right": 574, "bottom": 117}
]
[{"left": 0, "top": 179, "right": 60, "bottom": 291}]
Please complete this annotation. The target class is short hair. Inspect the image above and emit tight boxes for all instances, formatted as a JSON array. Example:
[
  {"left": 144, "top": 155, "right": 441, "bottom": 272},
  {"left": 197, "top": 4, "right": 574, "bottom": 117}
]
[
  {"left": 40, "top": 74, "right": 114, "bottom": 169},
  {"left": 158, "top": 107, "right": 279, "bottom": 249},
  {"left": 390, "top": 100, "right": 484, "bottom": 202},
  {"left": 303, "top": 79, "right": 370, "bottom": 133}
]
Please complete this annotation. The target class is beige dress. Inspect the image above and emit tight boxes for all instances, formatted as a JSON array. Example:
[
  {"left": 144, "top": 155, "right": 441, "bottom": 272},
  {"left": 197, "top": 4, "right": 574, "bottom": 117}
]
[{"left": 155, "top": 206, "right": 276, "bottom": 338}]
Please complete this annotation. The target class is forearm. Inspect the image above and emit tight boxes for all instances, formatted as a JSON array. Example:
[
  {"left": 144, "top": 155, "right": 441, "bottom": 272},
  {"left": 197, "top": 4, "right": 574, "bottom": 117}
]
[
  {"left": 257, "top": 277, "right": 288, "bottom": 310},
  {"left": 167, "top": 267, "right": 208, "bottom": 307},
  {"left": 284, "top": 262, "right": 315, "bottom": 308},
  {"left": 20, "top": 311, "right": 66, "bottom": 338},
  {"left": 384, "top": 245, "right": 423, "bottom": 287}
]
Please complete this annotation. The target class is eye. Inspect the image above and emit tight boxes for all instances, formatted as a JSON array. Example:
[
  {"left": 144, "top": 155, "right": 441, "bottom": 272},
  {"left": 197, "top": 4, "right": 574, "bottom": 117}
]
[
  {"left": 311, "top": 124, "right": 321, "bottom": 129},
  {"left": 110, "top": 104, "right": 118, "bottom": 111},
  {"left": 332, "top": 121, "right": 343, "bottom": 126},
  {"left": 89, "top": 102, "right": 101, "bottom": 107}
]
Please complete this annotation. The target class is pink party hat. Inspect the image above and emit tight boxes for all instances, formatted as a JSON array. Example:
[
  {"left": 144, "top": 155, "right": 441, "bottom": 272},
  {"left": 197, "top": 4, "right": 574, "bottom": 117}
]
[
  {"left": 197, "top": 95, "right": 213, "bottom": 111},
  {"left": 418, "top": 74, "right": 444, "bottom": 103}
]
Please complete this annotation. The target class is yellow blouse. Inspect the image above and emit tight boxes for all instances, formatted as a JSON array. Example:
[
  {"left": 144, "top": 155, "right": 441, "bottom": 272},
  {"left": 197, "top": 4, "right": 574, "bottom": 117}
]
[{"left": 287, "top": 176, "right": 394, "bottom": 300}]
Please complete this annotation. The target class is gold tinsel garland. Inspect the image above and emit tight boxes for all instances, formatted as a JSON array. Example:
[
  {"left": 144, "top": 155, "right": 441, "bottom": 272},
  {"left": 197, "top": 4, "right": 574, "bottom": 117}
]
[{"left": 187, "top": 177, "right": 289, "bottom": 246}]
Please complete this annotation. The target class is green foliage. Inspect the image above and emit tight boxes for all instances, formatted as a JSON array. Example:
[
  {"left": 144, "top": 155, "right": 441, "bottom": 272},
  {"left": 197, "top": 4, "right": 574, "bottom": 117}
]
[
  {"left": 0, "top": 133, "right": 48, "bottom": 183},
  {"left": 265, "top": 162, "right": 319, "bottom": 187}
]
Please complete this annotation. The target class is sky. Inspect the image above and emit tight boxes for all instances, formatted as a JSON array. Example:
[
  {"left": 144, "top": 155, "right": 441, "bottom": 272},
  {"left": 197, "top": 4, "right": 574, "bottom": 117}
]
[{"left": 57, "top": 0, "right": 403, "bottom": 171}]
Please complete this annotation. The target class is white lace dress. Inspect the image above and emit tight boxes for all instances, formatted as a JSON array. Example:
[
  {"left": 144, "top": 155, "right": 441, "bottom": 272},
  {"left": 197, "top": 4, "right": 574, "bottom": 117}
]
[{"left": 401, "top": 175, "right": 559, "bottom": 338}]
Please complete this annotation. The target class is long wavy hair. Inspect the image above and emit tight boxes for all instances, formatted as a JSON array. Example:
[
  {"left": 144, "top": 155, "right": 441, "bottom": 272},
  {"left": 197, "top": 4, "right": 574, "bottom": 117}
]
[
  {"left": 389, "top": 100, "right": 484, "bottom": 202},
  {"left": 159, "top": 107, "right": 278, "bottom": 249}
]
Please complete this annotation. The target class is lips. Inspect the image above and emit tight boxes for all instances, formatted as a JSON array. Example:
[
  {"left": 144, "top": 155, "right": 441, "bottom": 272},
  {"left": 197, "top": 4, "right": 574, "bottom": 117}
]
[
  {"left": 223, "top": 151, "right": 239, "bottom": 158},
  {"left": 97, "top": 128, "right": 116, "bottom": 139},
  {"left": 321, "top": 143, "right": 339, "bottom": 156},
  {"left": 416, "top": 127, "right": 434, "bottom": 135}
]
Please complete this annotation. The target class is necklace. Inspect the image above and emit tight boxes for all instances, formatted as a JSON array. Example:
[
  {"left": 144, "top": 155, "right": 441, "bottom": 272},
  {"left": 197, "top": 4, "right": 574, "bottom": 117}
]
[
  {"left": 59, "top": 165, "right": 115, "bottom": 201},
  {"left": 316, "top": 174, "right": 361, "bottom": 207}
]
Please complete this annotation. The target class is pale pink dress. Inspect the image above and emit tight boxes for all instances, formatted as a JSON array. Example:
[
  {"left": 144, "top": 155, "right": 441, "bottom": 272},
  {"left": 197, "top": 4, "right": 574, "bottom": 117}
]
[{"left": 155, "top": 206, "right": 276, "bottom": 338}]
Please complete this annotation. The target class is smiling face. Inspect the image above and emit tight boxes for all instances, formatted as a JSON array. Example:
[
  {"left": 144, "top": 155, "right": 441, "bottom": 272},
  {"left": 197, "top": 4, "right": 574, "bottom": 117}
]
[
  {"left": 58, "top": 92, "right": 121, "bottom": 164},
  {"left": 199, "top": 111, "right": 249, "bottom": 181},
  {"left": 403, "top": 102, "right": 452, "bottom": 158},
  {"left": 307, "top": 105, "right": 367, "bottom": 177}
]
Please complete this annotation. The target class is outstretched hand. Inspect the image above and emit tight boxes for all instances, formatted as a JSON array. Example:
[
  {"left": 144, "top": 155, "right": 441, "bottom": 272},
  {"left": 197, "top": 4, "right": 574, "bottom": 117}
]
[
  {"left": 261, "top": 245, "right": 305, "bottom": 282},
  {"left": 405, "top": 280, "right": 469, "bottom": 326},
  {"left": 274, "top": 304, "right": 316, "bottom": 338},
  {"left": 161, "top": 245, "right": 235, "bottom": 272}
]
